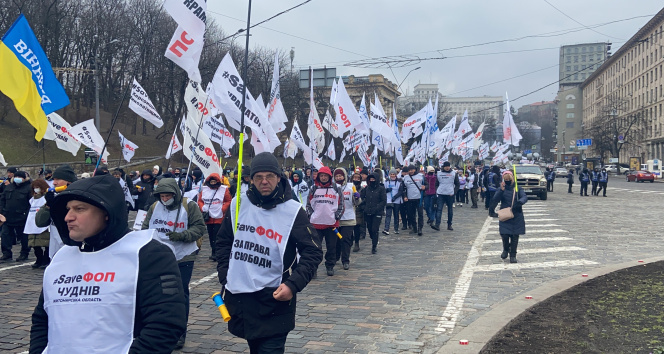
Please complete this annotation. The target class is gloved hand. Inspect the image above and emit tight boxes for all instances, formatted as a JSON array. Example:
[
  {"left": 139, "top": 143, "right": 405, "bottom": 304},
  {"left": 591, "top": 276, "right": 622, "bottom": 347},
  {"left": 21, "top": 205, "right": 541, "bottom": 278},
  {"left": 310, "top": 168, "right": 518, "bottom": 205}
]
[
  {"left": 334, "top": 210, "right": 343, "bottom": 220},
  {"left": 513, "top": 200, "right": 522, "bottom": 208},
  {"left": 44, "top": 191, "right": 55, "bottom": 207},
  {"left": 353, "top": 192, "right": 360, "bottom": 199},
  {"left": 166, "top": 231, "right": 186, "bottom": 242},
  {"left": 385, "top": 187, "right": 392, "bottom": 193}
]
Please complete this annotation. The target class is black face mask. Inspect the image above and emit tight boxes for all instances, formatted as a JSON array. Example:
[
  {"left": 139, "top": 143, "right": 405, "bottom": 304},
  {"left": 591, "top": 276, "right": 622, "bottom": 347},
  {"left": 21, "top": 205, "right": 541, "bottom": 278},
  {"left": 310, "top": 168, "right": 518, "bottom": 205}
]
[
  {"left": 504, "top": 180, "right": 512, "bottom": 186},
  {"left": 353, "top": 180, "right": 361, "bottom": 186}
]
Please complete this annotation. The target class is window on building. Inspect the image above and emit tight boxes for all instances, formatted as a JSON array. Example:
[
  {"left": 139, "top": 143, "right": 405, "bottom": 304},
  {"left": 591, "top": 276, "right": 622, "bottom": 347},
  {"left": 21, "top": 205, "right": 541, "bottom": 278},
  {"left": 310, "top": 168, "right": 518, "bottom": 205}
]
[
  {"left": 566, "top": 122, "right": 575, "bottom": 128},
  {"left": 566, "top": 66, "right": 571, "bottom": 72},
  {"left": 566, "top": 48, "right": 571, "bottom": 54},
  {"left": 597, "top": 54, "right": 601, "bottom": 60},
  {"left": 574, "top": 56, "right": 578, "bottom": 62},
  {"left": 597, "top": 46, "right": 601, "bottom": 51},
  {"left": 582, "top": 65, "right": 587, "bottom": 70},
  {"left": 566, "top": 113, "right": 575, "bottom": 118},
  {"left": 581, "top": 73, "right": 586, "bottom": 79},
  {"left": 566, "top": 103, "right": 575, "bottom": 108},
  {"left": 575, "top": 47, "right": 579, "bottom": 54},
  {"left": 565, "top": 94, "right": 576, "bottom": 100},
  {"left": 582, "top": 47, "right": 587, "bottom": 53},
  {"left": 582, "top": 55, "right": 586, "bottom": 61},
  {"left": 590, "top": 47, "right": 594, "bottom": 52},
  {"left": 574, "top": 65, "right": 579, "bottom": 71},
  {"left": 566, "top": 56, "right": 571, "bottom": 63}
]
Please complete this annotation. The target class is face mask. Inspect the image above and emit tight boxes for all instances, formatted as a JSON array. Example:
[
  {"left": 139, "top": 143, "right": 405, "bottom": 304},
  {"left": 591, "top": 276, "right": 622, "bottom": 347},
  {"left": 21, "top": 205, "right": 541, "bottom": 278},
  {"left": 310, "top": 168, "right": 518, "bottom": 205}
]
[
  {"left": 161, "top": 198, "right": 174, "bottom": 206},
  {"left": 34, "top": 188, "right": 41, "bottom": 194},
  {"left": 13, "top": 178, "right": 23, "bottom": 184},
  {"left": 153, "top": 183, "right": 158, "bottom": 188},
  {"left": 369, "top": 180, "right": 376, "bottom": 186},
  {"left": 353, "top": 180, "right": 361, "bottom": 186},
  {"left": 504, "top": 180, "right": 512, "bottom": 186}
]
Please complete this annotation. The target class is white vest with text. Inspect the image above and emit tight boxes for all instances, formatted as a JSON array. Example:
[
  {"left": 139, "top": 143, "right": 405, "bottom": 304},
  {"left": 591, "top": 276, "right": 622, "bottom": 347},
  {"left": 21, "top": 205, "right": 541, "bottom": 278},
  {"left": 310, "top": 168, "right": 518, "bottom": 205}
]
[
  {"left": 226, "top": 195, "right": 300, "bottom": 294},
  {"left": 309, "top": 185, "right": 340, "bottom": 226},
  {"left": 340, "top": 183, "right": 355, "bottom": 221},
  {"left": 200, "top": 185, "right": 227, "bottom": 219},
  {"left": 42, "top": 230, "right": 153, "bottom": 353},
  {"left": 148, "top": 201, "right": 198, "bottom": 261}
]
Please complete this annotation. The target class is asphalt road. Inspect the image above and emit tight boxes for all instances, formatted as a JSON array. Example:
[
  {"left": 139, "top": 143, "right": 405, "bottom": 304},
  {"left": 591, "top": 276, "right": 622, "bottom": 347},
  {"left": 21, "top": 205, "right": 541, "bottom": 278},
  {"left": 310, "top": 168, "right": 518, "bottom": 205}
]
[{"left": 1, "top": 175, "right": 662, "bottom": 353}]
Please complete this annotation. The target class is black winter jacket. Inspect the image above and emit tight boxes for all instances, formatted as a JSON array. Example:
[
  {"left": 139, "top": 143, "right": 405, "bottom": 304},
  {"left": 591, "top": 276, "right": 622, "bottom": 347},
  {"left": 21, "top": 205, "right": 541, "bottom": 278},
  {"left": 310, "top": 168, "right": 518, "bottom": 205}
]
[
  {"left": 132, "top": 169, "right": 155, "bottom": 211},
  {"left": 30, "top": 175, "right": 186, "bottom": 354},
  {"left": 0, "top": 178, "right": 32, "bottom": 225},
  {"left": 361, "top": 175, "right": 387, "bottom": 216},
  {"left": 215, "top": 176, "right": 323, "bottom": 340}
]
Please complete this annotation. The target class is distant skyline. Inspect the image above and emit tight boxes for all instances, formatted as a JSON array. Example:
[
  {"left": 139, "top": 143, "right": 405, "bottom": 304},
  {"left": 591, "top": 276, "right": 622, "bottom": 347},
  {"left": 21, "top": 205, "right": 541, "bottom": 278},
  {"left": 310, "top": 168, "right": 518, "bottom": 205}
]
[{"left": 208, "top": 1, "right": 661, "bottom": 109}]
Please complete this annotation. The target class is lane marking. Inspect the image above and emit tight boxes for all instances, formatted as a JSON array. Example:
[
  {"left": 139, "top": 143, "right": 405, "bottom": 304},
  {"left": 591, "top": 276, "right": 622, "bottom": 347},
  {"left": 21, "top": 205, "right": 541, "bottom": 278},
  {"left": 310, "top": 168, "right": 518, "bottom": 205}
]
[
  {"left": 189, "top": 272, "right": 218, "bottom": 289},
  {"left": 474, "top": 259, "right": 599, "bottom": 272},
  {"left": 0, "top": 263, "right": 32, "bottom": 273},
  {"left": 435, "top": 216, "right": 493, "bottom": 333},
  {"left": 488, "top": 224, "right": 561, "bottom": 229},
  {"left": 482, "top": 246, "right": 587, "bottom": 256},
  {"left": 484, "top": 237, "right": 573, "bottom": 243},
  {"left": 490, "top": 229, "right": 568, "bottom": 234},
  {"left": 523, "top": 213, "right": 550, "bottom": 216}
]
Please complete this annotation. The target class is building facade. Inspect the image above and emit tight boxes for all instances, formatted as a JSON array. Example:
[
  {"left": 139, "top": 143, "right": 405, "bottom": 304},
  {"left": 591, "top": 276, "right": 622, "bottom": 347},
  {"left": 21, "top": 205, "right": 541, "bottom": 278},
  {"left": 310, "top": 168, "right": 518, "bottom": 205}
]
[
  {"left": 555, "top": 87, "right": 583, "bottom": 163},
  {"left": 581, "top": 8, "right": 664, "bottom": 164},
  {"left": 559, "top": 42, "right": 610, "bottom": 90}
]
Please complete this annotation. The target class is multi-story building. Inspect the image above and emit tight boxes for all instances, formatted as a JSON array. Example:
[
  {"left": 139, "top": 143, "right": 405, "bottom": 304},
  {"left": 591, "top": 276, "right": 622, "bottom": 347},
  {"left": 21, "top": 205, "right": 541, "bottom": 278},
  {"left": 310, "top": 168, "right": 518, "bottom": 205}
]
[
  {"left": 555, "top": 87, "right": 583, "bottom": 163},
  {"left": 581, "top": 7, "right": 664, "bottom": 164},
  {"left": 559, "top": 42, "right": 610, "bottom": 90}
]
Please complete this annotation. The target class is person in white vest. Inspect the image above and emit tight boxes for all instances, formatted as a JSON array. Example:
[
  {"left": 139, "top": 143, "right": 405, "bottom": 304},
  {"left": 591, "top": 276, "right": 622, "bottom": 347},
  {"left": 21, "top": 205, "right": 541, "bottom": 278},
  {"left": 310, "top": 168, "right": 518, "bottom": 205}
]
[
  {"left": 30, "top": 174, "right": 187, "bottom": 353},
  {"left": 197, "top": 173, "right": 231, "bottom": 262},
  {"left": 383, "top": 168, "right": 404, "bottom": 235},
  {"left": 289, "top": 170, "right": 310, "bottom": 205},
  {"left": 25, "top": 179, "right": 51, "bottom": 269},
  {"left": 403, "top": 165, "right": 425, "bottom": 236},
  {"left": 306, "top": 166, "right": 345, "bottom": 277},
  {"left": 215, "top": 152, "right": 322, "bottom": 353},
  {"left": 333, "top": 168, "right": 360, "bottom": 270},
  {"left": 141, "top": 177, "right": 206, "bottom": 350},
  {"left": 434, "top": 161, "right": 460, "bottom": 231},
  {"left": 43, "top": 169, "right": 54, "bottom": 189},
  {"left": 34, "top": 164, "right": 78, "bottom": 259}
]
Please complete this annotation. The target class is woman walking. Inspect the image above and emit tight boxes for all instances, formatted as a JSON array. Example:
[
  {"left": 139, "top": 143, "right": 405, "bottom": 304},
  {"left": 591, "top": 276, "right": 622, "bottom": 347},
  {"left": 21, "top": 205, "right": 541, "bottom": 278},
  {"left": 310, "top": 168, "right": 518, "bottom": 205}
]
[
  {"left": 489, "top": 171, "right": 527, "bottom": 264},
  {"left": 25, "top": 179, "right": 51, "bottom": 268}
]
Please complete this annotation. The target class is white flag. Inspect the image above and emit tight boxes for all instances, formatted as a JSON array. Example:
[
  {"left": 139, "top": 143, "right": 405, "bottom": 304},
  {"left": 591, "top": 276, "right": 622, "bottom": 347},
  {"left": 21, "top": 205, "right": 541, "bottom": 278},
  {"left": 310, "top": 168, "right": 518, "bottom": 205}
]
[
  {"left": 326, "top": 140, "right": 336, "bottom": 161},
  {"left": 118, "top": 178, "right": 135, "bottom": 209},
  {"left": 307, "top": 69, "right": 326, "bottom": 154},
  {"left": 209, "top": 54, "right": 279, "bottom": 152},
  {"left": 444, "top": 115, "right": 457, "bottom": 150},
  {"left": 118, "top": 131, "right": 138, "bottom": 162},
  {"left": 69, "top": 119, "right": 109, "bottom": 164},
  {"left": 44, "top": 113, "right": 81, "bottom": 156},
  {"left": 439, "top": 151, "right": 450, "bottom": 166},
  {"left": 339, "top": 148, "right": 346, "bottom": 163},
  {"left": 182, "top": 112, "right": 221, "bottom": 177},
  {"left": 165, "top": 130, "right": 182, "bottom": 159},
  {"left": 392, "top": 106, "right": 404, "bottom": 166},
  {"left": 284, "top": 138, "right": 297, "bottom": 160},
  {"left": 503, "top": 94, "right": 523, "bottom": 146},
  {"left": 401, "top": 104, "right": 428, "bottom": 143},
  {"left": 322, "top": 109, "right": 339, "bottom": 138},
  {"left": 267, "top": 52, "right": 288, "bottom": 133},
  {"left": 473, "top": 122, "right": 485, "bottom": 150},
  {"left": 490, "top": 141, "right": 499, "bottom": 152},
  {"left": 289, "top": 121, "right": 309, "bottom": 152},
  {"left": 128, "top": 79, "right": 164, "bottom": 128},
  {"left": 202, "top": 115, "right": 235, "bottom": 151},
  {"left": 0, "top": 151, "right": 6, "bottom": 166},
  {"left": 250, "top": 130, "right": 266, "bottom": 154},
  {"left": 370, "top": 93, "right": 399, "bottom": 145},
  {"left": 163, "top": 0, "right": 206, "bottom": 82},
  {"left": 357, "top": 93, "right": 371, "bottom": 133},
  {"left": 334, "top": 78, "right": 363, "bottom": 135},
  {"left": 329, "top": 78, "right": 338, "bottom": 105},
  {"left": 456, "top": 110, "right": 472, "bottom": 137}
]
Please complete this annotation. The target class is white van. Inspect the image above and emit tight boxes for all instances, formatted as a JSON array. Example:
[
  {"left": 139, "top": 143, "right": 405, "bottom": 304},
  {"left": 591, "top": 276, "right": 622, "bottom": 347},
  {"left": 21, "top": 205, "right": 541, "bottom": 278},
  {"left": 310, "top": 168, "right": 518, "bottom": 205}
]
[{"left": 645, "top": 160, "right": 662, "bottom": 178}]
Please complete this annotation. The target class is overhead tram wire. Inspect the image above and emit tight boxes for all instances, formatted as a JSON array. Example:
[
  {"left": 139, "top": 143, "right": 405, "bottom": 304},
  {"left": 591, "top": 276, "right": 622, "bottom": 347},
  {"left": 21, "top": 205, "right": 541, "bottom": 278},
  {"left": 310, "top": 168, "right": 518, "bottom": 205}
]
[{"left": 542, "top": 0, "right": 623, "bottom": 40}]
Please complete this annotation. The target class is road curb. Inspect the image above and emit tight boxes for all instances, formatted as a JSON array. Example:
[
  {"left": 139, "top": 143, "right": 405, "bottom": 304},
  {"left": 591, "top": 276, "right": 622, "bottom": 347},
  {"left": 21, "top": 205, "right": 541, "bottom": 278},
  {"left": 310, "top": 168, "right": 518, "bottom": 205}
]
[{"left": 436, "top": 255, "right": 664, "bottom": 353}]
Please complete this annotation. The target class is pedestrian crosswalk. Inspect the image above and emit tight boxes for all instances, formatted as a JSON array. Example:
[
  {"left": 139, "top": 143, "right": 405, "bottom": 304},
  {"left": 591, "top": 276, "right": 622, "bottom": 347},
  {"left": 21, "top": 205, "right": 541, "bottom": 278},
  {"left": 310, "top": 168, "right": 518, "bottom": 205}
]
[
  {"left": 610, "top": 187, "right": 664, "bottom": 195},
  {"left": 476, "top": 201, "right": 598, "bottom": 272}
]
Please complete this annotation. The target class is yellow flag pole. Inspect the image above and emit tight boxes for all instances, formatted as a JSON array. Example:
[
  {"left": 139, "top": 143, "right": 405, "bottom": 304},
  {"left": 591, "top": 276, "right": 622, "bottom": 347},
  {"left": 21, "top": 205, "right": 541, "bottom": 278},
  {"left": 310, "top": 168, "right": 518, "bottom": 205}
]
[
  {"left": 513, "top": 163, "right": 518, "bottom": 192},
  {"left": 234, "top": 132, "right": 245, "bottom": 232}
]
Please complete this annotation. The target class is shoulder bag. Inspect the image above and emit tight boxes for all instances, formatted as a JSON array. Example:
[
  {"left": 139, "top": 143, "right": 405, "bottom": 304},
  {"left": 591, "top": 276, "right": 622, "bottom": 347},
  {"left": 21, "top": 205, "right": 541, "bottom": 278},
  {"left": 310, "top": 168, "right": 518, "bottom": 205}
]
[{"left": 497, "top": 189, "right": 516, "bottom": 222}]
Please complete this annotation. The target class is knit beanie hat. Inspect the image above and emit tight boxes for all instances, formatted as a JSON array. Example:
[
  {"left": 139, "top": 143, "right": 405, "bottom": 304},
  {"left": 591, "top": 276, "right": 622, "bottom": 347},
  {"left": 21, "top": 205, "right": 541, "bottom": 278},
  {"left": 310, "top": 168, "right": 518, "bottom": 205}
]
[
  {"left": 53, "top": 164, "right": 77, "bottom": 183},
  {"left": 442, "top": 161, "right": 451, "bottom": 167},
  {"left": 389, "top": 168, "right": 397, "bottom": 175},
  {"left": 250, "top": 152, "right": 281, "bottom": 178},
  {"left": 14, "top": 171, "right": 27, "bottom": 178},
  {"left": 7, "top": 167, "right": 17, "bottom": 174}
]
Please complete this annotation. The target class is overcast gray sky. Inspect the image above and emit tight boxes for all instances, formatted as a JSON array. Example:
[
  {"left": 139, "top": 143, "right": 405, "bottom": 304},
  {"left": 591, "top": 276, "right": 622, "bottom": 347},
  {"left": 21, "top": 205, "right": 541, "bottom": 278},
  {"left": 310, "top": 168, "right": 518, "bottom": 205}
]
[{"left": 207, "top": 1, "right": 661, "bottom": 109}]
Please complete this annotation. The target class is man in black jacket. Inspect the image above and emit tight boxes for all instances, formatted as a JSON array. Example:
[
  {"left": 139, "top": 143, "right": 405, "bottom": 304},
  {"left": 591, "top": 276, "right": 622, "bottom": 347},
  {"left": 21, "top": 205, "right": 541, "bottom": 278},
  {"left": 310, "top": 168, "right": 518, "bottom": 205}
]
[
  {"left": 30, "top": 175, "right": 186, "bottom": 353},
  {"left": 132, "top": 169, "right": 155, "bottom": 211},
  {"left": 0, "top": 170, "right": 32, "bottom": 262},
  {"left": 361, "top": 173, "right": 386, "bottom": 254},
  {"left": 216, "top": 152, "right": 322, "bottom": 353}
]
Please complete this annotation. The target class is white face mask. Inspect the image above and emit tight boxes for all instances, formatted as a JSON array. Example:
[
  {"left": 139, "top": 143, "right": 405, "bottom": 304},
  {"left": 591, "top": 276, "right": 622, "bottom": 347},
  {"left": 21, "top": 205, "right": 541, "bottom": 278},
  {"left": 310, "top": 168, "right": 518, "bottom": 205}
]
[
  {"left": 13, "top": 177, "right": 23, "bottom": 184},
  {"left": 161, "top": 198, "right": 175, "bottom": 206},
  {"left": 34, "top": 188, "right": 41, "bottom": 194}
]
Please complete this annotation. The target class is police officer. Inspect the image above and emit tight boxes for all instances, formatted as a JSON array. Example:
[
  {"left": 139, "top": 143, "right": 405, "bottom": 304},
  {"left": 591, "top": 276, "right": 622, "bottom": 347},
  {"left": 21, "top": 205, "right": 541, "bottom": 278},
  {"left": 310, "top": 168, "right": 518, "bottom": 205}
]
[
  {"left": 597, "top": 168, "right": 608, "bottom": 197},
  {"left": 30, "top": 175, "right": 186, "bottom": 352},
  {"left": 215, "top": 152, "right": 322, "bottom": 353},
  {"left": 591, "top": 168, "right": 599, "bottom": 195},
  {"left": 579, "top": 168, "right": 590, "bottom": 196}
]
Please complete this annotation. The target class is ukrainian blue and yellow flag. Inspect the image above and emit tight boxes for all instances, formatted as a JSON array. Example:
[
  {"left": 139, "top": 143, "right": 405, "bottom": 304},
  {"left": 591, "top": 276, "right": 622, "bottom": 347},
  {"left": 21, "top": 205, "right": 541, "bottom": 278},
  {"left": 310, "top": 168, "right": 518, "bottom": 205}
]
[{"left": 0, "top": 14, "right": 69, "bottom": 141}]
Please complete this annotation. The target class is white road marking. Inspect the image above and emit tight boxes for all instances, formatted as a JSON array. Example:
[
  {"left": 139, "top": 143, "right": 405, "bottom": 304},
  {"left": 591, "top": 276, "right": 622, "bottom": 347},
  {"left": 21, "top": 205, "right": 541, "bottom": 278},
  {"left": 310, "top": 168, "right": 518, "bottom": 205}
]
[
  {"left": 490, "top": 229, "right": 568, "bottom": 234},
  {"left": 473, "top": 259, "right": 599, "bottom": 272},
  {"left": 189, "top": 272, "right": 218, "bottom": 289},
  {"left": 484, "top": 236, "right": 573, "bottom": 243},
  {"left": 482, "top": 246, "right": 587, "bottom": 256},
  {"left": 488, "top": 224, "right": 560, "bottom": 229},
  {"left": 523, "top": 213, "right": 550, "bottom": 216},
  {"left": 640, "top": 191, "right": 656, "bottom": 193},
  {"left": 0, "top": 263, "right": 32, "bottom": 273},
  {"left": 435, "top": 216, "right": 493, "bottom": 333}
]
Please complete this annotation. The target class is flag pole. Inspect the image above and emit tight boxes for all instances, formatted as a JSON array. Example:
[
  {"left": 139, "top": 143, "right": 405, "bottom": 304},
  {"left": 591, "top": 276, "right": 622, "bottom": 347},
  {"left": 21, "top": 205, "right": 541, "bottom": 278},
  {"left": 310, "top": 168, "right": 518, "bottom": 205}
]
[{"left": 234, "top": 0, "right": 252, "bottom": 232}]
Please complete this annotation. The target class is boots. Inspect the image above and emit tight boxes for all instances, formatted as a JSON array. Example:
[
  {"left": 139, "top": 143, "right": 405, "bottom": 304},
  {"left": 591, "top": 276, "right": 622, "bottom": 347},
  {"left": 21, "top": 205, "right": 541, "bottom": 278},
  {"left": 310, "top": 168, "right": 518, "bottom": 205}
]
[
  {"left": 352, "top": 243, "right": 360, "bottom": 252},
  {"left": 509, "top": 235, "right": 519, "bottom": 263},
  {"left": 500, "top": 235, "right": 510, "bottom": 259}
]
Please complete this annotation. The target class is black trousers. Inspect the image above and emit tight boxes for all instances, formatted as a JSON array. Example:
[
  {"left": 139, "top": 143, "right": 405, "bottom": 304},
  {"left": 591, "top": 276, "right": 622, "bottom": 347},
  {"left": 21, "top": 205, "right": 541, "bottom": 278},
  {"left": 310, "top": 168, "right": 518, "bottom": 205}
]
[
  {"left": 597, "top": 182, "right": 607, "bottom": 196},
  {"left": 546, "top": 180, "right": 554, "bottom": 192},
  {"left": 399, "top": 202, "right": 409, "bottom": 229},
  {"left": 365, "top": 215, "right": 382, "bottom": 248},
  {"left": 247, "top": 333, "right": 288, "bottom": 354},
  {"left": 353, "top": 217, "right": 366, "bottom": 243},
  {"left": 568, "top": 183, "right": 573, "bottom": 193},
  {"left": 1, "top": 224, "right": 28, "bottom": 258},
  {"left": 206, "top": 223, "right": 221, "bottom": 258},
  {"left": 485, "top": 189, "right": 495, "bottom": 209},
  {"left": 335, "top": 225, "right": 354, "bottom": 264},
  {"left": 317, "top": 228, "right": 338, "bottom": 268},
  {"left": 501, "top": 234, "right": 520, "bottom": 257},
  {"left": 591, "top": 181, "right": 598, "bottom": 195},
  {"left": 580, "top": 182, "right": 588, "bottom": 195},
  {"left": 405, "top": 199, "right": 423, "bottom": 231}
]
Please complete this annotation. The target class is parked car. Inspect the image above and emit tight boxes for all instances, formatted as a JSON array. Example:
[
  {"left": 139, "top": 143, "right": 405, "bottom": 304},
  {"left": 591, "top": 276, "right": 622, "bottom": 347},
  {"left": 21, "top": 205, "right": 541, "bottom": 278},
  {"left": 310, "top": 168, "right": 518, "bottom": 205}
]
[
  {"left": 555, "top": 167, "right": 568, "bottom": 178},
  {"left": 514, "top": 164, "right": 547, "bottom": 200},
  {"left": 626, "top": 170, "right": 655, "bottom": 183},
  {"left": 604, "top": 165, "right": 617, "bottom": 173}
]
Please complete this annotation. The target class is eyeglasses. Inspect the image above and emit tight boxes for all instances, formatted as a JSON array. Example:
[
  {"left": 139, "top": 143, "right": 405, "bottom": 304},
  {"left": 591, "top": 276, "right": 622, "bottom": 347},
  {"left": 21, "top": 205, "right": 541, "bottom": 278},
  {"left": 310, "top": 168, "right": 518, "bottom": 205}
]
[{"left": 253, "top": 173, "right": 278, "bottom": 182}]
